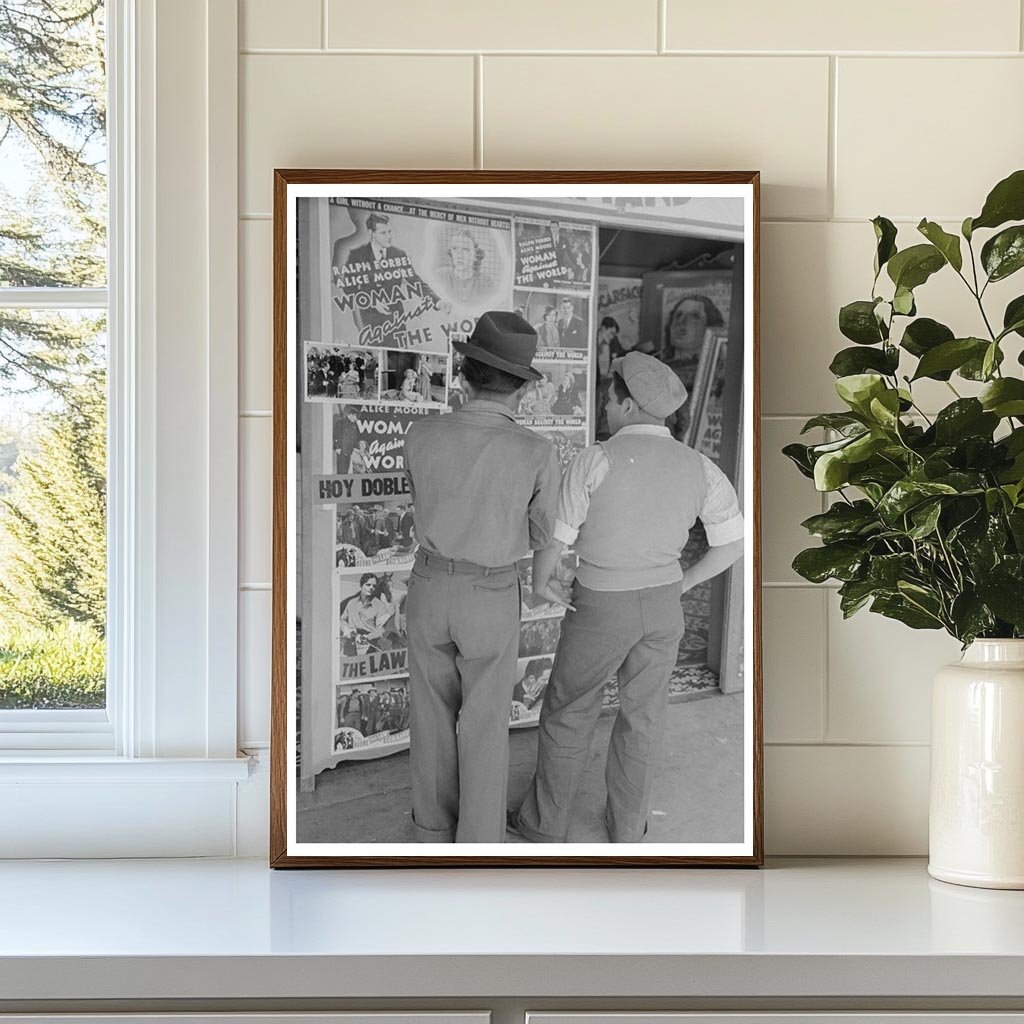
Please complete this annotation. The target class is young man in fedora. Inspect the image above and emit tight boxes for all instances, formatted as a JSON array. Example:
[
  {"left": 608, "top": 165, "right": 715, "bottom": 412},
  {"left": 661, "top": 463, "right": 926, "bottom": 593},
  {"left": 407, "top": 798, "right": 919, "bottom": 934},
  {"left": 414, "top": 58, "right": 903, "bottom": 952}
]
[
  {"left": 403, "top": 311, "right": 561, "bottom": 843},
  {"left": 511, "top": 351, "right": 745, "bottom": 844}
]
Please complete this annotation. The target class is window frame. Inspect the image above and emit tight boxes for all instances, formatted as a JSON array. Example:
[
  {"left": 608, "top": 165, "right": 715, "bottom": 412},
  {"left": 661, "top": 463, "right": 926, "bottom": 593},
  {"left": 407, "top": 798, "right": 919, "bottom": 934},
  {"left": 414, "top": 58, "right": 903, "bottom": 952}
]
[
  {"left": 0, "top": 3, "right": 120, "bottom": 751},
  {"left": 0, "top": 0, "right": 243, "bottom": 779}
]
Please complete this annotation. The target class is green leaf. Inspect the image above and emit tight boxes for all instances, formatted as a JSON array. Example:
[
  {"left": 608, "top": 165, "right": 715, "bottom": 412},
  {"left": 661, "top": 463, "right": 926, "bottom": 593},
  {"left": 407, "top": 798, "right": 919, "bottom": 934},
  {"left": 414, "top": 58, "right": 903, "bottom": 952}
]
[
  {"left": 933, "top": 399, "right": 999, "bottom": 445},
  {"left": 979, "top": 378, "right": 1024, "bottom": 418},
  {"left": 933, "top": 470, "right": 987, "bottom": 494},
  {"left": 962, "top": 216, "right": 974, "bottom": 241},
  {"left": 908, "top": 500, "right": 942, "bottom": 539},
  {"left": 872, "top": 216, "right": 898, "bottom": 277},
  {"left": 917, "top": 219, "right": 963, "bottom": 272},
  {"left": 838, "top": 578, "right": 879, "bottom": 618},
  {"left": 871, "top": 594, "right": 943, "bottom": 630},
  {"left": 782, "top": 442, "right": 815, "bottom": 479},
  {"left": 949, "top": 502, "right": 1006, "bottom": 572},
  {"left": 900, "top": 317, "right": 954, "bottom": 358},
  {"left": 855, "top": 482, "right": 885, "bottom": 504},
  {"left": 985, "top": 487, "right": 1011, "bottom": 514},
  {"left": 814, "top": 450, "right": 850, "bottom": 491},
  {"left": 892, "top": 286, "right": 916, "bottom": 316},
  {"left": 829, "top": 345, "right": 899, "bottom": 378},
  {"left": 887, "top": 244, "right": 946, "bottom": 291},
  {"left": 800, "top": 413, "right": 865, "bottom": 434},
  {"left": 835, "top": 373, "right": 886, "bottom": 413},
  {"left": 868, "top": 389, "right": 902, "bottom": 430},
  {"left": 849, "top": 459, "right": 907, "bottom": 489},
  {"left": 976, "top": 575, "right": 1024, "bottom": 629},
  {"left": 911, "top": 337, "right": 987, "bottom": 381},
  {"left": 1006, "top": 428, "right": 1024, "bottom": 456},
  {"left": 1008, "top": 508, "right": 1024, "bottom": 547},
  {"left": 845, "top": 432, "right": 888, "bottom": 465},
  {"left": 1002, "top": 295, "right": 1024, "bottom": 339},
  {"left": 800, "top": 501, "right": 879, "bottom": 543},
  {"left": 971, "top": 169, "right": 1024, "bottom": 232},
  {"left": 960, "top": 344, "right": 1004, "bottom": 380},
  {"left": 809, "top": 434, "right": 864, "bottom": 456},
  {"left": 950, "top": 593, "right": 995, "bottom": 644},
  {"left": 792, "top": 543, "right": 866, "bottom": 583},
  {"left": 982, "top": 341, "right": 1000, "bottom": 380},
  {"left": 868, "top": 552, "right": 915, "bottom": 587},
  {"left": 839, "top": 300, "right": 886, "bottom": 345},
  {"left": 981, "top": 225, "right": 1024, "bottom": 282},
  {"left": 877, "top": 479, "right": 958, "bottom": 524}
]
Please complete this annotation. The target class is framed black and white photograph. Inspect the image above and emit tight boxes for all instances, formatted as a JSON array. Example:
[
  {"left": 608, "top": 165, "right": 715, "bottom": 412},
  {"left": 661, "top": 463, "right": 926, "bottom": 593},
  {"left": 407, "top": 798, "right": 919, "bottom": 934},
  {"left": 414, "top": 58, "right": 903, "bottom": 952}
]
[{"left": 272, "top": 171, "right": 761, "bottom": 866}]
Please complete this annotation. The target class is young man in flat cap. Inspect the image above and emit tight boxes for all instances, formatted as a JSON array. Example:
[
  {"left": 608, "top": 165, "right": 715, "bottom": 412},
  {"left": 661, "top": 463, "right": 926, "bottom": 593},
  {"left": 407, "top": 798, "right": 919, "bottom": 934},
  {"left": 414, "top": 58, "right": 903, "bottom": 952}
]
[
  {"left": 403, "top": 311, "right": 561, "bottom": 843},
  {"left": 511, "top": 350, "right": 745, "bottom": 844}
]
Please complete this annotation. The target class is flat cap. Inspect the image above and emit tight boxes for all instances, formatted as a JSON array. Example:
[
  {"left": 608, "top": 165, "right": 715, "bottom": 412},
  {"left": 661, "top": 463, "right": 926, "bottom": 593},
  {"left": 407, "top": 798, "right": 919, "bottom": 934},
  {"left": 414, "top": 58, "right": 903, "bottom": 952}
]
[{"left": 611, "top": 350, "right": 688, "bottom": 418}]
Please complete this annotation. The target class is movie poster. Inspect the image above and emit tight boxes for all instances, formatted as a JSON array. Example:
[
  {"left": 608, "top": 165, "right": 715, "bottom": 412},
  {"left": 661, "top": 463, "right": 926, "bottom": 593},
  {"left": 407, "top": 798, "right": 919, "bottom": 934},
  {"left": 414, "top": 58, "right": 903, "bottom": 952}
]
[
  {"left": 514, "top": 217, "right": 594, "bottom": 289},
  {"left": 513, "top": 289, "right": 590, "bottom": 361},
  {"left": 330, "top": 403, "right": 434, "bottom": 475},
  {"left": 329, "top": 199, "right": 514, "bottom": 353},
  {"left": 304, "top": 342, "right": 382, "bottom": 403},
  {"left": 641, "top": 269, "right": 733, "bottom": 444},
  {"left": 595, "top": 276, "right": 644, "bottom": 439},
  {"left": 333, "top": 678, "right": 411, "bottom": 760},
  {"left": 334, "top": 567, "right": 410, "bottom": 683}
]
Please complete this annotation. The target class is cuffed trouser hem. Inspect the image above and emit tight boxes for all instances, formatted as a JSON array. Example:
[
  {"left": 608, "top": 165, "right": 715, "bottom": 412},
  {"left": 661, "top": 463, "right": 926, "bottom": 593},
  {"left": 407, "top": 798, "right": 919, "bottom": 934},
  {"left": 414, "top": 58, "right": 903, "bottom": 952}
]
[
  {"left": 412, "top": 812, "right": 455, "bottom": 843},
  {"left": 510, "top": 809, "right": 566, "bottom": 844},
  {"left": 606, "top": 812, "right": 649, "bottom": 843}
]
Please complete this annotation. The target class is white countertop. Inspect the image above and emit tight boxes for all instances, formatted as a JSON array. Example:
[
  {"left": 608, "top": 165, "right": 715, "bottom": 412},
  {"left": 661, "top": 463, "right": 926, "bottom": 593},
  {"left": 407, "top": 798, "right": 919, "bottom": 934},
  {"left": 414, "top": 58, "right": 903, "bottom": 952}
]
[{"left": 2, "top": 857, "right": 1024, "bottom": 1001}]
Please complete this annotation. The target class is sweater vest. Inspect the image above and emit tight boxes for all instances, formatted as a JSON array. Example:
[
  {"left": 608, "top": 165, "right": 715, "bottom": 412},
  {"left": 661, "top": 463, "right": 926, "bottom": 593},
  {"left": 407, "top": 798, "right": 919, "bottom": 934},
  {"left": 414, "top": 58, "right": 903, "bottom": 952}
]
[{"left": 574, "top": 432, "right": 707, "bottom": 591}]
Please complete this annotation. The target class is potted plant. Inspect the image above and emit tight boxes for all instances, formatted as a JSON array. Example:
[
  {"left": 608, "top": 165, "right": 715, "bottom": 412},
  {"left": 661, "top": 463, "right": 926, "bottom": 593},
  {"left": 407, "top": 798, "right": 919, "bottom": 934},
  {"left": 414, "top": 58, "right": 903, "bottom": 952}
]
[{"left": 785, "top": 169, "right": 1024, "bottom": 889}]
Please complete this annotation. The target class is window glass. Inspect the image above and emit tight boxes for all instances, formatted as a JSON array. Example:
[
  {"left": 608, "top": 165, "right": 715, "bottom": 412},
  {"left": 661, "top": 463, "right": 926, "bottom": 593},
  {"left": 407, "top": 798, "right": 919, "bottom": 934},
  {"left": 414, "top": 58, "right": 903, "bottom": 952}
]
[{"left": 0, "top": 1, "right": 107, "bottom": 711}]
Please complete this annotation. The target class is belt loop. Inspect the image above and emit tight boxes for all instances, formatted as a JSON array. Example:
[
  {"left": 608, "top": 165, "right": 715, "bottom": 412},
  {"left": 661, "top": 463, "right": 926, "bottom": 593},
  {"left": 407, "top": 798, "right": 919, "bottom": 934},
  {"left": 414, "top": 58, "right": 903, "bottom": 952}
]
[
  {"left": 484, "top": 566, "right": 492, "bottom": 577},
  {"left": 447, "top": 559, "right": 454, "bottom": 576}
]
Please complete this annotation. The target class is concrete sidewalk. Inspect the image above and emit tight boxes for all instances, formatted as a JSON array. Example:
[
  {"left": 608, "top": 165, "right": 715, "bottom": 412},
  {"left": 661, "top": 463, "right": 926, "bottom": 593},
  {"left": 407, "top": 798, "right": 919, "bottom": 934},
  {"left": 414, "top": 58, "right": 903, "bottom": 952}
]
[{"left": 297, "top": 690, "right": 745, "bottom": 844}]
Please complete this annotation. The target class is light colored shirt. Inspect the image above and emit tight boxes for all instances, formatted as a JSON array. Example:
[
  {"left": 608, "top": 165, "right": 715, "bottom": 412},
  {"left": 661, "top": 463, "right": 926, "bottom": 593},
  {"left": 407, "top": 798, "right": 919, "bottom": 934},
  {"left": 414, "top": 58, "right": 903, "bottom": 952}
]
[
  {"left": 553, "top": 424, "right": 744, "bottom": 548},
  {"left": 339, "top": 595, "right": 391, "bottom": 637},
  {"left": 404, "top": 399, "right": 561, "bottom": 567}
]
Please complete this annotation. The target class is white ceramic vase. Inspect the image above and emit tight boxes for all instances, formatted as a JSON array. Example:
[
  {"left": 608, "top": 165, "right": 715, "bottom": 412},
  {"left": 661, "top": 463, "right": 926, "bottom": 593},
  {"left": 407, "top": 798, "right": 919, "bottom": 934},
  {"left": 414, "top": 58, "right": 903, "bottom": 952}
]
[{"left": 929, "top": 639, "right": 1024, "bottom": 889}]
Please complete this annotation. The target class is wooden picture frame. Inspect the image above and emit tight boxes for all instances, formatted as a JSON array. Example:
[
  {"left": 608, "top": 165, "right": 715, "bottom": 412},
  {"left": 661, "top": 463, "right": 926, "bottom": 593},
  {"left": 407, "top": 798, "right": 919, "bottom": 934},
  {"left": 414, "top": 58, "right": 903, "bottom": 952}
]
[{"left": 271, "top": 171, "right": 762, "bottom": 867}]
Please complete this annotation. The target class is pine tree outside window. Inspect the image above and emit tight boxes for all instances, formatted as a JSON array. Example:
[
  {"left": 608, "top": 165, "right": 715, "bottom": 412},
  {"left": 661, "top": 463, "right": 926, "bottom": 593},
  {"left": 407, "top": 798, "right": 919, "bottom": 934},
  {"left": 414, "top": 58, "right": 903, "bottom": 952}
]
[{"left": 0, "top": 1, "right": 108, "bottom": 721}]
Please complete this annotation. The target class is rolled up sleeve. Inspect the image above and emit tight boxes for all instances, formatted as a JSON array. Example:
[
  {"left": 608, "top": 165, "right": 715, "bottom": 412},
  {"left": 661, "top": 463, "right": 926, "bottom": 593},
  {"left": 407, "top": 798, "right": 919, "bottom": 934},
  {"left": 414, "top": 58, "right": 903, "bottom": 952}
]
[
  {"left": 527, "top": 444, "right": 563, "bottom": 551},
  {"left": 700, "top": 454, "right": 745, "bottom": 546},
  {"left": 554, "top": 444, "right": 609, "bottom": 546}
]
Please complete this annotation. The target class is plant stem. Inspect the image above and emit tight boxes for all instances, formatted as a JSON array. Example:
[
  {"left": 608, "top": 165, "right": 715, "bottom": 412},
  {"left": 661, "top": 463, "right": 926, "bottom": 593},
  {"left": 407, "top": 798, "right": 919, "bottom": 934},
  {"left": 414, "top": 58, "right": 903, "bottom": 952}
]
[
  {"left": 935, "top": 529, "right": 965, "bottom": 592},
  {"left": 906, "top": 399, "right": 933, "bottom": 426}
]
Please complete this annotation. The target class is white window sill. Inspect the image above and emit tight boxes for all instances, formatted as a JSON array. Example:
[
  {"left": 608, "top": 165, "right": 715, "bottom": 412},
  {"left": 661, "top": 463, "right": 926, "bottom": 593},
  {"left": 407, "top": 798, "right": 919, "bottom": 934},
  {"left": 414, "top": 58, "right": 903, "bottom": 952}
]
[{"left": 0, "top": 755, "right": 253, "bottom": 782}]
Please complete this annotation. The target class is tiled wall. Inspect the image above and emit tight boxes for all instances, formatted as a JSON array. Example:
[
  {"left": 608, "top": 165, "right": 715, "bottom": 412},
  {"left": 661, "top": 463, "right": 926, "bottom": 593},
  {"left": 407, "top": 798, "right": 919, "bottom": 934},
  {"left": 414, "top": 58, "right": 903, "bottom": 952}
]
[{"left": 236, "top": 0, "right": 1024, "bottom": 854}]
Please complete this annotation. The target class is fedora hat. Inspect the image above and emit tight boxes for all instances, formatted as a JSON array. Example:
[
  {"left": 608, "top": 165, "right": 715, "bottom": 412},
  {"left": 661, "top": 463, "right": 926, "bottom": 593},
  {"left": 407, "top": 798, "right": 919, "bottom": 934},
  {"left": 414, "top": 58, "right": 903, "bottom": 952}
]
[{"left": 452, "top": 311, "right": 543, "bottom": 382}]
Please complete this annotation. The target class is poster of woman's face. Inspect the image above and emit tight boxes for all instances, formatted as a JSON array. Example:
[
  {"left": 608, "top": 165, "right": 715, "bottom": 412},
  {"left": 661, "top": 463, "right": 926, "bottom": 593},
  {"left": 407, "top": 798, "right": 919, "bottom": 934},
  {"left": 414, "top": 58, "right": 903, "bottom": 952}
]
[{"left": 639, "top": 269, "right": 733, "bottom": 443}]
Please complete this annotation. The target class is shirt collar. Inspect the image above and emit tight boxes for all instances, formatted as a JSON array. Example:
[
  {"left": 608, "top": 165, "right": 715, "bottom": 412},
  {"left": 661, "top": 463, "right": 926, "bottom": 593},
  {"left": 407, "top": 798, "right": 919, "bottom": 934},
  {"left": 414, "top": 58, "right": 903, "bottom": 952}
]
[
  {"left": 460, "top": 398, "right": 517, "bottom": 422},
  {"left": 616, "top": 424, "right": 672, "bottom": 437}
]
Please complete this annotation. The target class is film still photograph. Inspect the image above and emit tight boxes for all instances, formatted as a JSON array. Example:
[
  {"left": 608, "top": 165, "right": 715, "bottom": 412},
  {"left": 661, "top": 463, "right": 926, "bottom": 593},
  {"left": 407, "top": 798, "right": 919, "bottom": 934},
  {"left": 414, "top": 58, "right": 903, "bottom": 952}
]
[{"left": 274, "top": 173, "right": 761, "bottom": 867}]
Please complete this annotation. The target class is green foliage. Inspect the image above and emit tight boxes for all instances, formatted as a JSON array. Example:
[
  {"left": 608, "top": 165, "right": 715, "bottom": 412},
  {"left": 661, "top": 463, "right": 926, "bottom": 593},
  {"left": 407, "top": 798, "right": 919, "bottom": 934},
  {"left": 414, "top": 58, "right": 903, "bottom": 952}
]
[
  {"left": 0, "top": 1, "right": 107, "bottom": 391},
  {"left": 787, "top": 170, "right": 1024, "bottom": 644},
  {"left": 0, "top": 620, "right": 104, "bottom": 709},
  {"left": 0, "top": 374, "right": 106, "bottom": 633},
  {"left": 0, "top": 2, "right": 107, "bottom": 705}
]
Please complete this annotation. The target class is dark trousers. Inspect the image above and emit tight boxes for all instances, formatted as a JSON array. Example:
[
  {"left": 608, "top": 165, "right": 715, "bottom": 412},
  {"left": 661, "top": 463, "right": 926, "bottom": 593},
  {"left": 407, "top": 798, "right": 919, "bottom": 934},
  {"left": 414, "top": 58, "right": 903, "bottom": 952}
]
[
  {"left": 406, "top": 549, "right": 520, "bottom": 843},
  {"left": 515, "top": 580, "right": 685, "bottom": 843}
]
